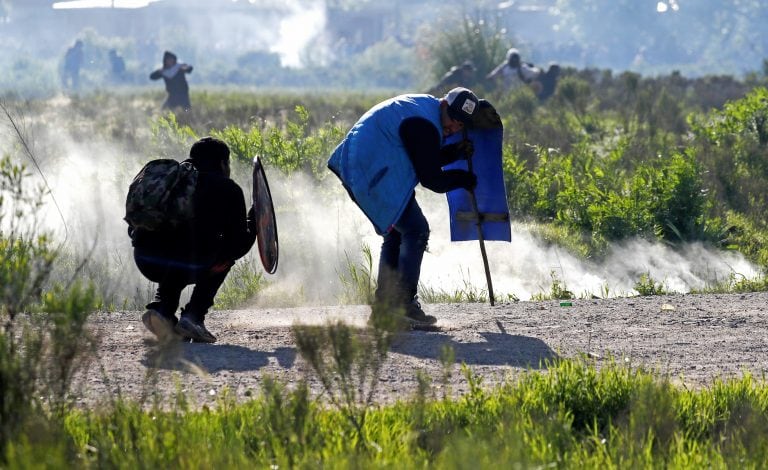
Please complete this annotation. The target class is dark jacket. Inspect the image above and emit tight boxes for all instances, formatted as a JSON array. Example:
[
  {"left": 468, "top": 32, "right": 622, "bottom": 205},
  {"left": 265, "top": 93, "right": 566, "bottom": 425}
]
[
  {"left": 150, "top": 64, "right": 193, "bottom": 110},
  {"left": 130, "top": 161, "right": 256, "bottom": 267},
  {"left": 399, "top": 117, "right": 475, "bottom": 193}
]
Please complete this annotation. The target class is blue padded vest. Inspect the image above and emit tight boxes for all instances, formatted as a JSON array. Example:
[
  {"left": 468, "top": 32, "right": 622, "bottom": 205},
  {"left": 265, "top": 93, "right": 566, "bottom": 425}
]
[{"left": 328, "top": 94, "right": 442, "bottom": 234}]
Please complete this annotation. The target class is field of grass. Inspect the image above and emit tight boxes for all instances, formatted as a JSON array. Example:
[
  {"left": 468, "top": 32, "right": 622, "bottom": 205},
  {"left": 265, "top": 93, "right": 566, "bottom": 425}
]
[
  {"left": 3, "top": 67, "right": 768, "bottom": 466},
  {"left": 5, "top": 358, "right": 768, "bottom": 468}
]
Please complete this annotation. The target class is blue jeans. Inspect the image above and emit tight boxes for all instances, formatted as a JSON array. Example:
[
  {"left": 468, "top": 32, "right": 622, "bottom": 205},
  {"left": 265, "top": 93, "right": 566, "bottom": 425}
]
[{"left": 376, "top": 195, "right": 430, "bottom": 305}]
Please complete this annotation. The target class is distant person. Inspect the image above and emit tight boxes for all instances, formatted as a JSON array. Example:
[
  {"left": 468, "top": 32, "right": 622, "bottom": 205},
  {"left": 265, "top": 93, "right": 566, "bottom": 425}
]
[
  {"left": 534, "top": 63, "right": 561, "bottom": 101},
  {"left": 149, "top": 50, "right": 193, "bottom": 111},
  {"left": 61, "top": 40, "right": 84, "bottom": 90},
  {"left": 428, "top": 60, "right": 476, "bottom": 95},
  {"left": 486, "top": 48, "right": 559, "bottom": 101},
  {"left": 108, "top": 49, "right": 126, "bottom": 83},
  {"left": 328, "top": 87, "right": 480, "bottom": 328},
  {"left": 127, "top": 137, "right": 258, "bottom": 343},
  {"left": 486, "top": 48, "right": 541, "bottom": 88}
]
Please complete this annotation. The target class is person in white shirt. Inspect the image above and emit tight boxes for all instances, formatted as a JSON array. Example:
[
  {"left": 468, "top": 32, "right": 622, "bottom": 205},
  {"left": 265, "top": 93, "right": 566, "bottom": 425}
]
[{"left": 487, "top": 48, "right": 560, "bottom": 101}]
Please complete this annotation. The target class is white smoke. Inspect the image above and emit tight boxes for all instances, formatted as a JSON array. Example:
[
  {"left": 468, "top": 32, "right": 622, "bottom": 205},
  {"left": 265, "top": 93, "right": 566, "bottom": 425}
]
[
  {"left": 35, "top": 155, "right": 763, "bottom": 306},
  {"left": 245, "top": 179, "right": 762, "bottom": 305},
  {"left": 245, "top": 171, "right": 376, "bottom": 306},
  {"left": 5, "top": 99, "right": 760, "bottom": 309},
  {"left": 415, "top": 189, "right": 759, "bottom": 300},
  {"left": 32, "top": 128, "right": 155, "bottom": 307},
  {"left": 269, "top": 0, "right": 327, "bottom": 68}
]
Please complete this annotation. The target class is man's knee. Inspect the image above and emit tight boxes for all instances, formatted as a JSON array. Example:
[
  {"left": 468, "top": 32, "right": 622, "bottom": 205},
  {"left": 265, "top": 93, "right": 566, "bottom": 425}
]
[
  {"left": 405, "top": 226, "right": 430, "bottom": 251},
  {"left": 417, "top": 228, "right": 430, "bottom": 247}
]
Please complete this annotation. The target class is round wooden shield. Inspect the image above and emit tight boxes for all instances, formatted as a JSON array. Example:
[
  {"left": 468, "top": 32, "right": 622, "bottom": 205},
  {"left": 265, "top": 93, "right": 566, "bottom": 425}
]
[{"left": 252, "top": 156, "right": 278, "bottom": 274}]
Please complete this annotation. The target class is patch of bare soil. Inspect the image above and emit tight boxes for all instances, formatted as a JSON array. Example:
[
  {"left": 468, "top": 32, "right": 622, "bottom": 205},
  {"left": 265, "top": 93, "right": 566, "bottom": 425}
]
[{"left": 76, "top": 292, "right": 768, "bottom": 408}]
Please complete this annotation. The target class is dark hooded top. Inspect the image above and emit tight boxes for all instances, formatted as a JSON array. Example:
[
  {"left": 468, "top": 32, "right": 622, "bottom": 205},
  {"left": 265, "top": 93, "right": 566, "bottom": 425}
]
[
  {"left": 149, "top": 51, "right": 193, "bottom": 110},
  {"left": 130, "top": 160, "right": 256, "bottom": 267}
]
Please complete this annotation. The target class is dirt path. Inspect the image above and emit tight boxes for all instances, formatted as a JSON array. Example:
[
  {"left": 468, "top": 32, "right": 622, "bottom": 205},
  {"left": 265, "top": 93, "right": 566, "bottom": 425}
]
[{"left": 77, "top": 292, "right": 768, "bottom": 408}]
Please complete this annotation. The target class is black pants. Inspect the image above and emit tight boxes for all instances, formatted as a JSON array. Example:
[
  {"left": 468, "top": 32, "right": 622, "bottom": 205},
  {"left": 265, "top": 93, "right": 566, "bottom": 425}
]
[{"left": 134, "top": 249, "right": 231, "bottom": 321}]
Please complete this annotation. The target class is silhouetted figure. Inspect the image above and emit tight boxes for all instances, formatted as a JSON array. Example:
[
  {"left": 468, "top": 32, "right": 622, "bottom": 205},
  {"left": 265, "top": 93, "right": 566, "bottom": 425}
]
[
  {"left": 486, "top": 48, "right": 560, "bottom": 101},
  {"left": 128, "top": 137, "right": 257, "bottom": 343},
  {"left": 428, "top": 60, "right": 476, "bottom": 95},
  {"left": 149, "top": 51, "right": 193, "bottom": 111},
  {"left": 534, "top": 63, "right": 561, "bottom": 101},
  {"left": 109, "top": 49, "right": 126, "bottom": 83},
  {"left": 62, "top": 40, "right": 84, "bottom": 90}
]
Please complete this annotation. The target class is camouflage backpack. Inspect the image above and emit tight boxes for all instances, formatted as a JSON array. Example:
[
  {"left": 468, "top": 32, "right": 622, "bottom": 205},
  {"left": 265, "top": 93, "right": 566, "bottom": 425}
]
[{"left": 124, "top": 159, "right": 198, "bottom": 231}]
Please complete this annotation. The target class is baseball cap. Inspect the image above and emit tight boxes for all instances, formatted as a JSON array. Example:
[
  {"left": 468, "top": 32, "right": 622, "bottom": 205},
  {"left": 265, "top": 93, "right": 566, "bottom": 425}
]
[{"left": 444, "top": 87, "right": 479, "bottom": 126}]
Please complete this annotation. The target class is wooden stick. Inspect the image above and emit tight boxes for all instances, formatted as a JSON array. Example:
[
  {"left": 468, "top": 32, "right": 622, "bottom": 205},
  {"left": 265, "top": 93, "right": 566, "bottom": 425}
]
[{"left": 463, "top": 130, "right": 495, "bottom": 306}]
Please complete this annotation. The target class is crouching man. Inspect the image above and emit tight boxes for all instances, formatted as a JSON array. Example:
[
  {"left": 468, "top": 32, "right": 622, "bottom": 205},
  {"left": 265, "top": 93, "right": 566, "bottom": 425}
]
[{"left": 128, "top": 137, "right": 257, "bottom": 343}]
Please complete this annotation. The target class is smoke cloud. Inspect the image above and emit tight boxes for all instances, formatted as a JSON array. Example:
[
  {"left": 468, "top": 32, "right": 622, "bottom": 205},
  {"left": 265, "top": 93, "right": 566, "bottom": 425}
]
[
  {"left": 247, "top": 181, "right": 761, "bottom": 305},
  {"left": 2, "top": 103, "right": 759, "bottom": 309},
  {"left": 270, "top": 0, "right": 326, "bottom": 68},
  {"left": 416, "top": 190, "right": 758, "bottom": 300}
]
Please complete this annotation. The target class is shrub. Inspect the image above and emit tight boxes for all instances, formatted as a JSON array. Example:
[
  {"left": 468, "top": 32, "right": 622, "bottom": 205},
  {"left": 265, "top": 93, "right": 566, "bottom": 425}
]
[
  {"left": 0, "top": 154, "right": 98, "bottom": 459},
  {"left": 633, "top": 273, "right": 667, "bottom": 296},
  {"left": 419, "top": 13, "right": 509, "bottom": 93},
  {"left": 689, "top": 87, "right": 768, "bottom": 221}
]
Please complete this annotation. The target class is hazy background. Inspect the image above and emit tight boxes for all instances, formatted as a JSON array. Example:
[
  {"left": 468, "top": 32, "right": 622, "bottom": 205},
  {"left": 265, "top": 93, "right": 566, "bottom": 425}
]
[
  {"left": 2, "top": 0, "right": 768, "bottom": 96},
  {"left": 1, "top": 0, "right": 764, "bottom": 305}
]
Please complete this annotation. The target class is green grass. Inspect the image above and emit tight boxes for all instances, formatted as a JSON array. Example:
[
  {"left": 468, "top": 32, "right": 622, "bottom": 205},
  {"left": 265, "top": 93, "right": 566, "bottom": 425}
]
[
  {"left": 691, "top": 272, "right": 768, "bottom": 295},
  {"left": 213, "top": 255, "right": 269, "bottom": 310},
  {"left": 634, "top": 272, "right": 669, "bottom": 296},
  {"left": 5, "top": 358, "right": 768, "bottom": 467},
  {"left": 419, "top": 272, "right": 490, "bottom": 304},
  {"left": 530, "top": 271, "right": 576, "bottom": 301},
  {"left": 7, "top": 33, "right": 768, "bottom": 468},
  {"left": 337, "top": 243, "right": 376, "bottom": 305}
]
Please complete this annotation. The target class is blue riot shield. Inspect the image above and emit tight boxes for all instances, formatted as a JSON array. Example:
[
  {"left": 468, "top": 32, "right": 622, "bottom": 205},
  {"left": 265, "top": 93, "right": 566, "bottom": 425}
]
[
  {"left": 443, "top": 100, "right": 509, "bottom": 305},
  {"left": 443, "top": 103, "right": 510, "bottom": 242}
]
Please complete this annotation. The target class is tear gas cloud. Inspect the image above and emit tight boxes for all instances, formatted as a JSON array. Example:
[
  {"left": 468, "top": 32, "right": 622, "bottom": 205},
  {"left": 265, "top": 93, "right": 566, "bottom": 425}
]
[
  {"left": 418, "top": 189, "right": 758, "bottom": 300},
  {"left": 271, "top": 0, "right": 326, "bottom": 68},
  {"left": 12, "top": 128, "right": 758, "bottom": 308},
  {"left": 0, "top": 99, "right": 758, "bottom": 307},
  {"left": 15, "top": 128, "right": 157, "bottom": 306}
]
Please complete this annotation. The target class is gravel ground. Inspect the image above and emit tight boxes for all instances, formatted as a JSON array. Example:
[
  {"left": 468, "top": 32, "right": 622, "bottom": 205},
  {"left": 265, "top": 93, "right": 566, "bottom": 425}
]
[{"left": 75, "top": 292, "right": 768, "bottom": 408}]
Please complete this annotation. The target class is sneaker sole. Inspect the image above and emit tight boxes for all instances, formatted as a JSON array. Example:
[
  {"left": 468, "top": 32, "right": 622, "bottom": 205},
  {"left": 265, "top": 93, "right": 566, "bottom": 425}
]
[
  {"left": 174, "top": 322, "right": 217, "bottom": 344},
  {"left": 404, "top": 315, "right": 437, "bottom": 326},
  {"left": 403, "top": 316, "right": 438, "bottom": 333},
  {"left": 142, "top": 310, "right": 178, "bottom": 340},
  {"left": 409, "top": 323, "right": 441, "bottom": 332}
]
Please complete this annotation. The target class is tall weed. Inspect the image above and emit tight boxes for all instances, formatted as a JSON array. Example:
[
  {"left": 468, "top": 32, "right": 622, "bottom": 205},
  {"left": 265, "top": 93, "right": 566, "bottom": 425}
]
[
  {"left": 0, "top": 155, "right": 99, "bottom": 458},
  {"left": 422, "top": 13, "right": 508, "bottom": 93},
  {"left": 292, "top": 320, "right": 393, "bottom": 452},
  {"left": 337, "top": 243, "right": 376, "bottom": 305},
  {"left": 213, "top": 255, "right": 268, "bottom": 310}
]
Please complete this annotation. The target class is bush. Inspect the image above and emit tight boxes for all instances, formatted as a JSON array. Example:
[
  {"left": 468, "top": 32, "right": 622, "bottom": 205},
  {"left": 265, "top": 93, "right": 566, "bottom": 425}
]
[
  {"left": 505, "top": 143, "right": 711, "bottom": 256},
  {"left": 0, "top": 154, "right": 98, "bottom": 459},
  {"left": 689, "top": 87, "right": 768, "bottom": 220},
  {"left": 418, "top": 13, "right": 509, "bottom": 93}
]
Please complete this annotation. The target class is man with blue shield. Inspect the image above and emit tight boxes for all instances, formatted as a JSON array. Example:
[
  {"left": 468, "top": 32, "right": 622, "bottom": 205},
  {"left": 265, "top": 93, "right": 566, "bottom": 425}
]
[{"left": 328, "top": 88, "right": 481, "bottom": 328}]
